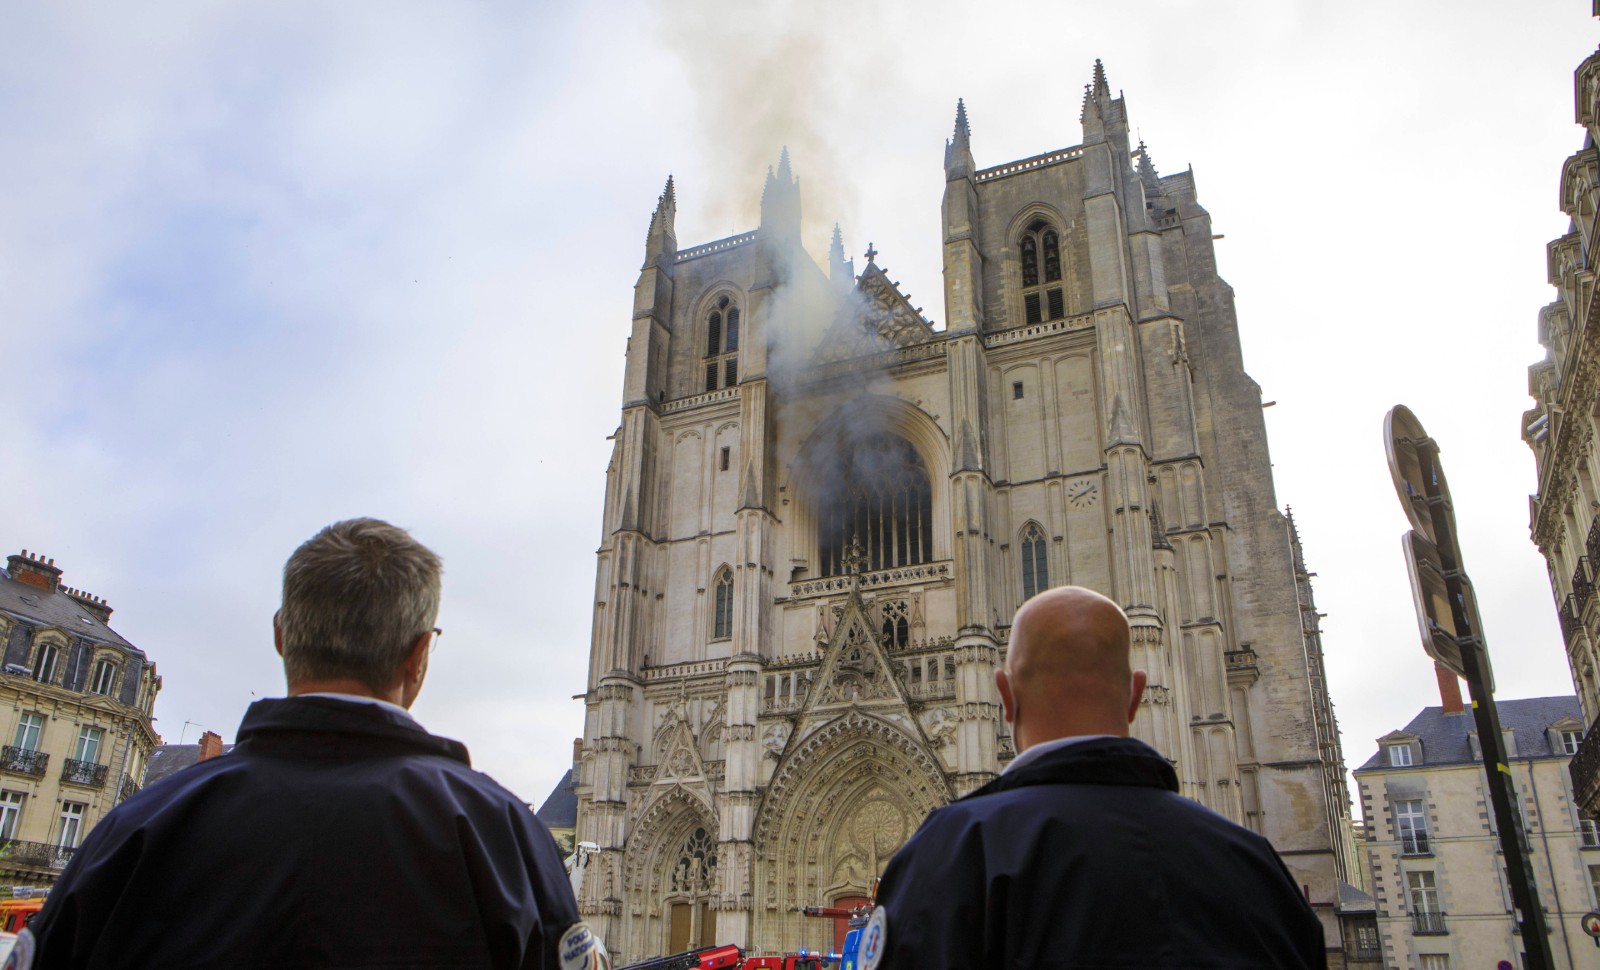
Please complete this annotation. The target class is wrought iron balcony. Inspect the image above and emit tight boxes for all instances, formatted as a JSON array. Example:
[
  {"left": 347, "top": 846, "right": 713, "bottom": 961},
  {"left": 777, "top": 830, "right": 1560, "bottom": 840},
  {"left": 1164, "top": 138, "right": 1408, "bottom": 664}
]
[
  {"left": 60, "top": 759, "right": 107, "bottom": 789},
  {"left": 119, "top": 775, "right": 139, "bottom": 803},
  {"left": 0, "top": 839, "right": 76, "bottom": 870},
  {"left": 0, "top": 746, "right": 47, "bottom": 778},
  {"left": 1588, "top": 518, "right": 1600, "bottom": 568},
  {"left": 1562, "top": 596, "right": 1582, "bottom": 643},
  {"left": 1573, "top": 712, "right": 1600, "bottom": 818},
  {"left": 1576, "top": 557, "right": 1596, "bottom": 611},
  {"left": 1411, "top": 911, "right": 1448, "bottom": 935},
  {"left": 1401, "top": 833, "right": 1431, "bottom": 856}
]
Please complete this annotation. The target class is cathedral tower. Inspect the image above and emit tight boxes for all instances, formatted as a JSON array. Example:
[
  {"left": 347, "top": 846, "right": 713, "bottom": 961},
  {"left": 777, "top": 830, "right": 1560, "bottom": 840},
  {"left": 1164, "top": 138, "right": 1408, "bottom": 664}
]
[{"left": 574, "top": 64, "right": 1351, "bottom": 962}]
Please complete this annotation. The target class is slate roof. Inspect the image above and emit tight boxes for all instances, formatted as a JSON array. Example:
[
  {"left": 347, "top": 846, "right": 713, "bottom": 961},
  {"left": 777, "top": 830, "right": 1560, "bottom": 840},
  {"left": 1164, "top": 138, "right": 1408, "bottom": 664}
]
[
  {"left": 0, "top": 568, "right": 140, "bottom": 656},
  {"left": 1337, "top": 881, "right": 1376, "bottom": 912},
  {"left": 535, "top": 769, "right": 576, "bottom": 828},
  {"left": 1355, "top": 695, "right": 1582, "bottom": 771},
  {"left": 144, "top": 743, "right": 235, "bottom": 786}
]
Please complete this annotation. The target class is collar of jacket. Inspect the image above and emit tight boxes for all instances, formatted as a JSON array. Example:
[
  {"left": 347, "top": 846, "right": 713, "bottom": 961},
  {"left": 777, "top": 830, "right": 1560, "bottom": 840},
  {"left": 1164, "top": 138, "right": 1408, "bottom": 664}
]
[
  {"left": 963, "top": 736, "right": 1178, "bottom": 801},
  {"left": 234, "top": 696, "right": 472, "bottom": 766}
]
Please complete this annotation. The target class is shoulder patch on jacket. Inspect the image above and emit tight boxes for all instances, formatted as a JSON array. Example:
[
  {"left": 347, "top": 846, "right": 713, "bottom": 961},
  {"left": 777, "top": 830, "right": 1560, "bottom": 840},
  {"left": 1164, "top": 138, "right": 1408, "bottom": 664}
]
[
  {"left": 859, "top": 906, "right": 887, "bottom": 970},
  {"left": 559, "top": 921, "right": 609, "bottom": 970}
]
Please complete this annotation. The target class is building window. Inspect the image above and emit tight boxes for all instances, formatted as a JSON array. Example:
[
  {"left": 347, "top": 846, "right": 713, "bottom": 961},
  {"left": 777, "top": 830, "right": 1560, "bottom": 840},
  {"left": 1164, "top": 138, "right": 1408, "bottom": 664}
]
[
  {"left": 90, "top": 659, "right": 119, "bottom": 696},
  {"left": 73, "top": 727, "right": 102, "bottom": 765},
  {"left": 720, "top": 447, "right": 730, "bottom": 472},
  {"left": 703, "top": 295, "right": 740, "bottom": 392},
  {"left": 12, "top": 714, "right": 43, "bottom": 752},
  {"left": 1583, "top": 818, "right": 1600, "bottom": 848},
  {"left": 1560, "top": 729, "right": 1583, "bottom": 755},
  {"left": 57, "top": 801, "right": 86, "bottom": 850},
  {"left": 815, "top": 433, "right": 934, "bottom": 577},
  {"left": 1396, "top": 799, "right": 1431, "bottom": 855},
  {"left": 1012, "top": 380, "right": 1024, "bottom": 400},
  {"left": 1408, "top": 871, "right": 1445, "bottom": 934},
  {"left": 1020, "top": 523, "right": 1049, "bottom": 602},
  {"left": 1387, "top": 743, "right": 1414, "bottom": 766},
  {"left": 1418, "top": 956, "right": 1449, "bottom": 970},
  {"left": 1018, "top": 219, "right": 1065, "bottom": 325},
  {"left": 32, "top": 642, "right": 59, "bottom": 684},
  {"left": 1589, "top": 863, "right": 1600, "bottom": 906},
  {"left": 712, "top": 569, "right": 733, "bottom": 641},
  {"left": 0, "top": 791, "right": 23, "bottom": 840}
]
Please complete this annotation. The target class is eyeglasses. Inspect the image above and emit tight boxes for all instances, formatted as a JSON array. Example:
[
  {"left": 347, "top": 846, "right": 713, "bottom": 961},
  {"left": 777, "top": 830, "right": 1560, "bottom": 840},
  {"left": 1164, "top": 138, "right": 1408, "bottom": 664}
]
[{"left": 430, "top": 627, "right": 443, "bottom": 652}]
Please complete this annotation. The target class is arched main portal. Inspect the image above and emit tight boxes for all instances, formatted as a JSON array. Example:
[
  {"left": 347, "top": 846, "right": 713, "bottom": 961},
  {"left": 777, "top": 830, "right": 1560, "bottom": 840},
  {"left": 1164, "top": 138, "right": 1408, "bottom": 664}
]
[
  {"left": 621, "top": 786, "right": 719, "bottom": 960},
  {"left": 749, "top": 712, "right": 951, "bottom": 954}
]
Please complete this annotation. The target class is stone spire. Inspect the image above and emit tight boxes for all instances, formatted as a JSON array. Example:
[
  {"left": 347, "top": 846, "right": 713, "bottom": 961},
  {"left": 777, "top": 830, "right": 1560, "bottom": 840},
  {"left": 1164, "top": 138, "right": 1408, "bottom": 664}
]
[
  {"left": 760, "top": 148, "right": 801, "bottom": 241},
  {"left": 829, "top": 223, "right": 854, "bottom": 294},
  {"left": 944, "top": 98, "right": 975, "bottom": 176},
  {"left": 1135, "top": 140, "right": 1162, "bottom": 195},
  {"left": 643, "top": 175, "right": 677, "bottom": 265}
]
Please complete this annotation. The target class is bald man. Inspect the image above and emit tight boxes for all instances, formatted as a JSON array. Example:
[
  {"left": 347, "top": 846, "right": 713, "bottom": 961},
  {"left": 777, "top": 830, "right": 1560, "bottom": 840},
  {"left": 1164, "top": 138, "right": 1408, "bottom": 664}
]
[{"left": 862, "top": 587, "right": 1326, "bottom": 970}]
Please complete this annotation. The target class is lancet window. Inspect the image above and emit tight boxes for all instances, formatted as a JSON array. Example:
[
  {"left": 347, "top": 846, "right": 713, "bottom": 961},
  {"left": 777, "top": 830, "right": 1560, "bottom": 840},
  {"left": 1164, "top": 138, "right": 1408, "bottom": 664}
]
[
  {"left": 815, "top": 433, "right": 934, "bottom": 577},
  {"left": 712, "top": 568, "right": 733, "bottom": 640},
  {"left": 1020, "top": 522, "right": 1049, "bottom": 602},
  {"left": 1019, "top": 219, "right": 1065, "bottom": 324},
  {"left": 703, "top": 295, "right": 740, "bottom": 392}
]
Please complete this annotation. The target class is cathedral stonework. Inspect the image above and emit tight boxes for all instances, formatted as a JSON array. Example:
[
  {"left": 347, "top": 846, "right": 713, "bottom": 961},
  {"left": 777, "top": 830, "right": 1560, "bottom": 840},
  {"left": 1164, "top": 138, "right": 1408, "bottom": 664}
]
[{"left": 575, "top": 63, "right": 1352, "bottom": 962}]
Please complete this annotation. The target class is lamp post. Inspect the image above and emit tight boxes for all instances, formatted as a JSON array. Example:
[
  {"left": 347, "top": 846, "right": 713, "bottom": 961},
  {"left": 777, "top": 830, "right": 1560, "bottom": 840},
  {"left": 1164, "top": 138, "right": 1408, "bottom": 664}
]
[{"left": 1385, "top": 405, "right": 1553, "bottom": 970}]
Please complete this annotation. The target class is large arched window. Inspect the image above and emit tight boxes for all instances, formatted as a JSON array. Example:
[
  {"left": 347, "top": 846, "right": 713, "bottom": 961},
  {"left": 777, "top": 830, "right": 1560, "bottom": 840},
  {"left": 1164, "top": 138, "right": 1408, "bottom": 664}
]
[
  {"left": 1019, "top": 219, "right": 1064, "bottom": 324},
  {"left": 815, "top": 432, "right": 934, "bottom": 577},
  {"left": 703, "top": 295, "right": 740, "bottom": 392},
  {"left": 1020, "top": 522, "right": 1049, "bottom": 602},
  {"left": 711, "top": 568, "right": 733, "bottom": 640}
]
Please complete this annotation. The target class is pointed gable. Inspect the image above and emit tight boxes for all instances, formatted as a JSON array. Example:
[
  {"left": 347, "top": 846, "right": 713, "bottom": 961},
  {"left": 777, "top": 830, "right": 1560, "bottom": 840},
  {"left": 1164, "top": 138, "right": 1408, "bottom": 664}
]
[
  {"left": 805, "top": 589, "right": 910, "bottom": 712},
  {"left": 814, "top": 260, "right": 935, "bottom": 364}
]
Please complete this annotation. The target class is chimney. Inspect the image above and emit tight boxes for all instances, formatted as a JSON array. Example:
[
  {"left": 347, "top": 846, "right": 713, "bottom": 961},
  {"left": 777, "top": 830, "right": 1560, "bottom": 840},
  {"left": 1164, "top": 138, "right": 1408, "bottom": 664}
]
[
  {"left": 61, "top": 587, "right": 113, "bottom": 624},
  {"left": 571, "top": 737, "right": 583, "bottom": 768},
  {"left": 6, "top": 551, "right": 62, "bottom": 593},
  {"left": 1436, "top": 662, "right": 1465, "bottom": 715},
  {"left": 197, "top": 731, "right": 224, "bottom": 762}
]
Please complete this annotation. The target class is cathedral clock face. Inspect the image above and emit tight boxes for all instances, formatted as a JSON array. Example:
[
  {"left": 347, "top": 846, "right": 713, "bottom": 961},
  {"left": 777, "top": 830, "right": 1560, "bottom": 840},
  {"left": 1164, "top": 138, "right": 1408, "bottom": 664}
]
[{"left": 1068, "top": 479, "right": 1099, "bottom": 508}]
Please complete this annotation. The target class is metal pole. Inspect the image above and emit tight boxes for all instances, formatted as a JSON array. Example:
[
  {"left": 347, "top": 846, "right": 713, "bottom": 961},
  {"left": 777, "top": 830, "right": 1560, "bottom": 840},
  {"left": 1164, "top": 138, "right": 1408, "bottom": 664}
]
[{"left": 1417, "top": 442, "right": 1555, "bottom": 970}]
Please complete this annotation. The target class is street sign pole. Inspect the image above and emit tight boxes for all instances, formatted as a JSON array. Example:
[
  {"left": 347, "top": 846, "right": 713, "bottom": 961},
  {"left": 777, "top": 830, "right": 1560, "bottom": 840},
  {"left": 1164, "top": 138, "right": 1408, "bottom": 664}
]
[{"left": 1386, "top": 406, "right": 1554, "bottom": 970}]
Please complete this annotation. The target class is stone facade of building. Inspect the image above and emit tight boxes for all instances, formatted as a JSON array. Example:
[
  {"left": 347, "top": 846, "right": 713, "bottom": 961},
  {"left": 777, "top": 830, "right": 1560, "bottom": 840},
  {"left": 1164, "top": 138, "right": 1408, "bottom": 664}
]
[
  {"left": 0, "top": 550, "right": 160, "bottom": 887},
  {"left": 574, "top": 63, "right": 1351, "bottom": 962},
  {"left": 1356, "top": 692, "right": 1599, "bottom": 970},
  {"left": 1528, "top": 36, "right": 1600, "bottom": 818}
]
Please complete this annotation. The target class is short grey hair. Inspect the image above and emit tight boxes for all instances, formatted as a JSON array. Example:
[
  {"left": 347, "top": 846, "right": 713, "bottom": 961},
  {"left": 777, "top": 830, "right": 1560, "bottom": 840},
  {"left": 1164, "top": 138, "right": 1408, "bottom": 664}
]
[{"left": 278, "top": 518, "right": 442, "bottom": 692}]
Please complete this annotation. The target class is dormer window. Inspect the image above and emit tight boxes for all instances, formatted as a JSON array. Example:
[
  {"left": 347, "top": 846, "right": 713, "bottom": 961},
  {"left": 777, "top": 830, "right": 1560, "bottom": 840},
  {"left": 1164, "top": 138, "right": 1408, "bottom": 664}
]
[
  {"left": 32, "top": 642, "right": 59, "bottom": 684},
  {"left": 704, "top": 295, "right": 740, "bottom": 392},
  {"left": 1387, "top": 742, "right": 1415, "bottom": 767},
  {"left": 91, "top": 658, "right": 119, "bottom": 697},
  {"left": 1019, "top": 219, "right": 1065, "bottom": 325}
]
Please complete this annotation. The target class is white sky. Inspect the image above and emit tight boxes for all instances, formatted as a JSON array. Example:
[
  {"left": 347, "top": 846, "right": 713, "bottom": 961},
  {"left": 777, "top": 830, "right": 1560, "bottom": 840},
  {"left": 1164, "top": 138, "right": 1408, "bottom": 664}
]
[{"left": 0, "top": 1, "right": 1592, "bottom": 809}]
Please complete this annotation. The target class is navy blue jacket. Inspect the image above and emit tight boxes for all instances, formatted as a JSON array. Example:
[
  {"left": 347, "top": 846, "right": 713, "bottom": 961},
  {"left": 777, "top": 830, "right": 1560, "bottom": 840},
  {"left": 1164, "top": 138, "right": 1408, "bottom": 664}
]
[
  {"left": 872, "top": 737, "right": 1327, "bottom": 969},
  {"left": 30, "top": 697, "right": 582, "bottom": 970}
]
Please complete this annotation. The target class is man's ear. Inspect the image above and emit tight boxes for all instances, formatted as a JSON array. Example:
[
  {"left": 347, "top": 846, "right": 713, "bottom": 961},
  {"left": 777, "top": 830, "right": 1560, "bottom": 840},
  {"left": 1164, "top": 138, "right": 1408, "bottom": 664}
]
[
  {"left": 402, "top": 631, "right": 432, "bottom": 684},
  {"left": 1127, "top": 669, "right": 1149, "bottom": 725},
  {"left": 995, "top": 667, "right": 1016, "bottom": 726},
  {"left": 273, "top": 612, "right": 284, "bottom": 658}
]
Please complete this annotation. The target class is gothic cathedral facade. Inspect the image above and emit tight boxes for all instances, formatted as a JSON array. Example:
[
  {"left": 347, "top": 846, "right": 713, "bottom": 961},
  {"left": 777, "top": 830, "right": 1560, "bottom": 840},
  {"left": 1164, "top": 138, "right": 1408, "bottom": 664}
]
[{"left": 575, "top": 63, "right": 1353, "bottom": 962}]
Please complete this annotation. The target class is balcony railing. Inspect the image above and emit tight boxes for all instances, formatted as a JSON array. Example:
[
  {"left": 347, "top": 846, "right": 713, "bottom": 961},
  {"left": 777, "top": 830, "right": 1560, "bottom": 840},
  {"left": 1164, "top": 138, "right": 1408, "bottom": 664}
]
[
  {"left": 0, "top": 747, "right": 47, "bottom": 778},
  {"left": 0, "top": 840, "right": 76, "bottom": 871},
  {"left": 1573, "top": 712, "right": 1600, "bottom": 816},
  {"left": 118, "top": 775, "right": 139, "bottom": 803},
  {"left": 1401, "top": 833, "right": 1432, "bottom": 855},
  {"left": 1562, "top": 595, "right": 1582, "bottom": 643},
  {"left": 1588, "top": 518, "right": 1600, "bottom": 568},
  {"left": 60, "top": 759, "right": 107, "bottom": 789},
  {"left": 1411, "top": 911, "right": 1448, "bottom": 934},
  {"left": 1576, "top": 558, "right": 1596, "bottom": 611}
]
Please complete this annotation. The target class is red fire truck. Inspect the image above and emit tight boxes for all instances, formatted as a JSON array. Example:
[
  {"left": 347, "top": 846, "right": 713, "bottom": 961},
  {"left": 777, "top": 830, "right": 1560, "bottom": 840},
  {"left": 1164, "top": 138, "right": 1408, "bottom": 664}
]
[{"left": 616, "top": 897, "right": 872, "bottom": 970}]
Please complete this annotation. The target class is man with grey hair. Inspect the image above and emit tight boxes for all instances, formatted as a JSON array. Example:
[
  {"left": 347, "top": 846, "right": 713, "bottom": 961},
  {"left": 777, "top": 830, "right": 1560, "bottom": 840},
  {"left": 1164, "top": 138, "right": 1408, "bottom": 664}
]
[
  {"left": 18, "top": 518, "right": 606, "bottom": 970},
  {"left": 863, "top": 586, "right": 1325, "bottom": 969}
]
